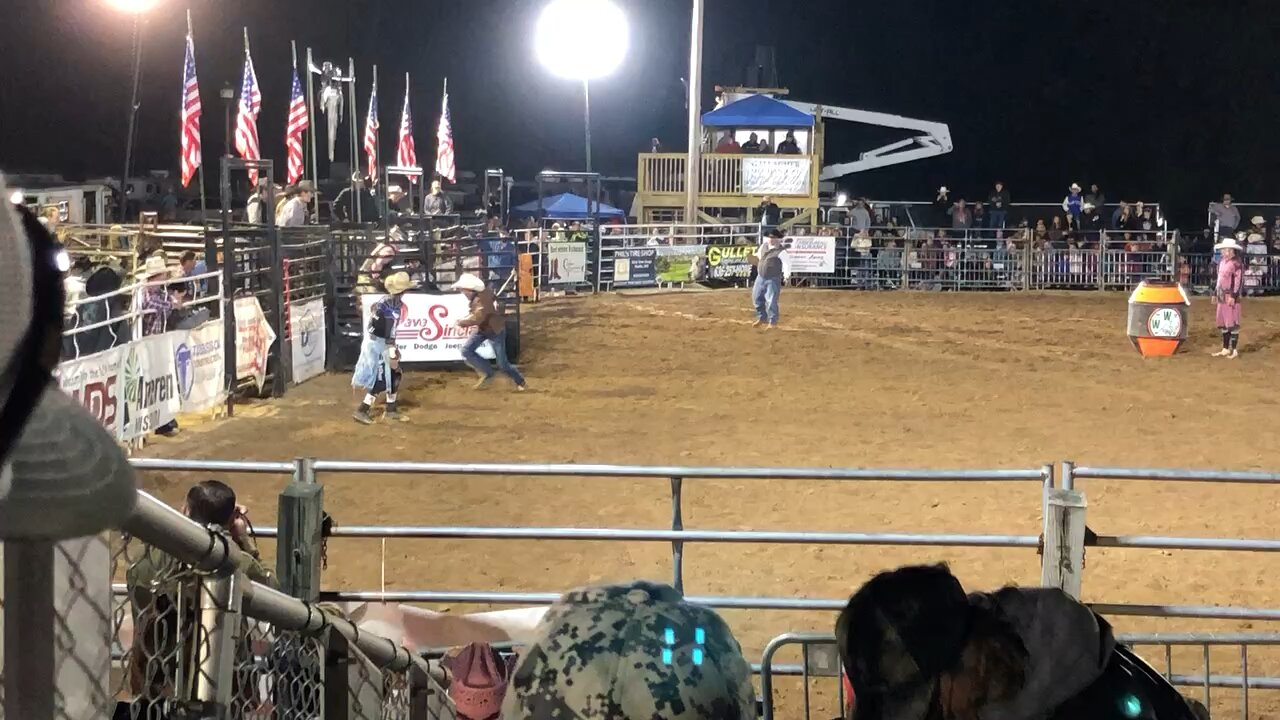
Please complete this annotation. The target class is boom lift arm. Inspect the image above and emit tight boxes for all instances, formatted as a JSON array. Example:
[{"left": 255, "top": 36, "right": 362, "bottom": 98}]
[{"left": 783, "top": 101, "right": 953, "bottom": 180}]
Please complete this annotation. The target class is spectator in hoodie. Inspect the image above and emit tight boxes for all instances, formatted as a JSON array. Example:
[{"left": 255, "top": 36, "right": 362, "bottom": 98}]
[
  {"left": 740, "top": 132, "right": 762, "bottom": 153},
  {"left": 851, "top": 199, "right": 872, "bottom": 234},
  {"left": 423, "top": 180, "right": 454, "bottom": 216},
  {"left": 1111, "top": 201, "right": 1135, "bottom": 230},
  {"left": 1062, "top": 182, "right": 1084, "bottom": 229},
  {"left": 1084, "top": 183, "right": 1106, "bottom": 216},
  {"left": 987, "top": 181, "right": 1010, "bottom": 230},
  {"left": 776, "top": 131, "right": 802, "bottom": 154},
  {"left": 1209, "top": 193, "right": 1240, "bottom": 238},
  {"left": 715, "top": 131, "right": 741, "bottom": 153}
]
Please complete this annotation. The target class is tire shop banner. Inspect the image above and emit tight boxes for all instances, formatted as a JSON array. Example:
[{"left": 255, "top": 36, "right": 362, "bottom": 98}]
[
  {"left": 290, "top": 298, "right": 327, "bottom": 385},
  {"left": 361, "top": 293, "right": 496, "bottom": 364},
  {"left": 120, "top": 333, "right": 180, "bottom": 440},
  {"left": 235, "top": 297, "right": 277, "bottom": 392},
  {"left": 786, "top": 236, "right": 837, "bottom": 274},
  {"left": 612, "top": 248, "right": 658, "bottom": 288},
  {"left": 55, "top": 347, "right": 126, "bottom": 439},
  {"left": 172, "top": 321, "right": 226, "bottom": 413},
  {"left": 546, "top": 242, "right": 588, "bottom": 285},
  {"left": 655, "top": 245, "right": 707, "bottom": 283},
  {"left": 742, "top": 157, "right": 811, "bottom": 196},
  {"left": 704, "top": 245, "right": 755, "bottom": 281}
]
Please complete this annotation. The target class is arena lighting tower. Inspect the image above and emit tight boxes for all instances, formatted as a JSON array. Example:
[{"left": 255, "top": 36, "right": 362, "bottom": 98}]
[
  {"left": 105, "top": 0, "right": 161, "bottom": 219},
  {"left": 535, "top": 0, "right": 629, "bottom": 173}
]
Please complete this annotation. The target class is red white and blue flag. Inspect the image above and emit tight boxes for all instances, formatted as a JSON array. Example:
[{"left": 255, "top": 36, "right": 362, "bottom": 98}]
[
  {"left": 178, "top": 29, "right": 202, "bottom": 188},
  {"left": 397, "top": 82, "right": 418, "bottom": 183},
  {"left": 363, "top": 82, "right": 379, "bottom": 181},
  {"left": 234, "top": 32, "right": 263, "bottom": 184},
  {"left": 434, "top": 81, "right": 455, "bottom": 183},
  {"left": 285, "top": 67, "right": 308, "bottom": 184}
]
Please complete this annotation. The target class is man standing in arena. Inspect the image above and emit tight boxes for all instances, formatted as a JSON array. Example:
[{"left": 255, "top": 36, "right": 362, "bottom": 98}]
[
  {"left": 352, "top": 271, "right": 414, "bottom": 424},
  {"left": 452, "top": 272, "right": 527, "bottom": 391},
  {"left": 751, "top": 228, "right": 790, "bottom": 329}
]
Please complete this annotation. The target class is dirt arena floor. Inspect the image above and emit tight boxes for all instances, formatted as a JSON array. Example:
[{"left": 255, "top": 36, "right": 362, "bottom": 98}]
[{"left": 138, "top": 289, "right": 1280, "bottom": 717}]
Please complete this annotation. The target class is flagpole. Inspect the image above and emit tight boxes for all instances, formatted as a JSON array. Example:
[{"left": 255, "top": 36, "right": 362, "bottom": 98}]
[
  {"left": 348, "top": 57, "right": 359, "bottom": 222},
  {"left": 439, "top": 77, "right": 448, "bottom": 185},
  {"left": 371, "top": 64, "right": 379, "bottom": 187},
  {"left": 189, "top": 10, "right": 208, "bottom": 227},
  {"left": 305, "top": 47, "right": 319, "bottom": 217},
  {"left": 404, "top": 72, "right": 416, "bottom": 205}
]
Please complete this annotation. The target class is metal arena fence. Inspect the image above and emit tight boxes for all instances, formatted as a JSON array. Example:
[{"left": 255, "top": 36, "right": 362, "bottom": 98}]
[{"left": 24, "top": 457, "right": 1261, "bottom": 720}]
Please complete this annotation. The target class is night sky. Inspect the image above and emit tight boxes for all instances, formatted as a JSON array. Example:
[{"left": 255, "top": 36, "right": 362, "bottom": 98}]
[{"left": 4, "top": 0, "right": 1278, "bottom": 226}]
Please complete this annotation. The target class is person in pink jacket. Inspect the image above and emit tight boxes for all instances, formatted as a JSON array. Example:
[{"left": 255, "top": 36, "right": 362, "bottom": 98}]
[{"left": 1213, "top": 236, "right": 1244, "bottom": 358}]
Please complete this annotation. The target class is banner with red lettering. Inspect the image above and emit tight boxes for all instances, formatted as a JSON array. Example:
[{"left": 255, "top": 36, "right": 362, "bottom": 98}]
[
  {"left": 234, "top": 297, "right": 277, "bottom": 391},
  {"left": 55, "top": 347, "right": 126, "bottom": 438},
  {"left": 360, "top": 293, "right": 496, "bottom": 363}
]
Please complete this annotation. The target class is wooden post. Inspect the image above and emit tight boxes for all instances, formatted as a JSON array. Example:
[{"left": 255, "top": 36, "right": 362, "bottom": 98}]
[
  {"left": 277, "top": 457, "right": 324, "bottom": 601},
  {"left": 1041, "top": 488, "right": 1087, "bottom": 599}
]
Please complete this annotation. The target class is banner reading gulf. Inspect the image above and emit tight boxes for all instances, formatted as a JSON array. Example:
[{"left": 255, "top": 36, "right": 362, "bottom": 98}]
[
  {"left": 705, "top": 245, "right": 754, "bottom": 280},
  {"left": 360, "top": 293, "right": 497, "bottom": 363}
]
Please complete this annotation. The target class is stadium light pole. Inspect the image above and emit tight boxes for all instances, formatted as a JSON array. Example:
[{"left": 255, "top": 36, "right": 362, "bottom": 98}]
[
  {"left": 106, "top": 0, "right": 160, "bottom": 221},
  {"left": 535, "top": 0, "right": 629, "bottom": 174}
]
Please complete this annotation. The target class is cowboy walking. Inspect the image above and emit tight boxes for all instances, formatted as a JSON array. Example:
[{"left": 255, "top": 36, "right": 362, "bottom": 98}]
[
  {"left": 451, "top": 273, "right": 527, "bottom": 391},
  {"left": 751, "top": 228, "right": 790, "bottom": 329},
  {"left": 352, "top": 271, "right": 415, "bottom": 424}
]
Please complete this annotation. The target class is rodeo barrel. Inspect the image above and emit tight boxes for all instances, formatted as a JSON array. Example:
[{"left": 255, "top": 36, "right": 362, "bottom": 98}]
[{"left": 1127, "top": 280, "right": 1191, "bottom": 357}]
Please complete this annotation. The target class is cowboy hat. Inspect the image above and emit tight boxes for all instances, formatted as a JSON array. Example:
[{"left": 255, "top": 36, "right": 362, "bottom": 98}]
[
  {"left": 443, "top": 643, "right": 514, "bottom": 720},
  {"left": 451, "top": 273, "right": 486, "bottom": 293},
  {"left": 1069, "top": 183, "right": 1082, "bottom": 192},
  {"left": 1252, "top": 215, "right": 1266, "bottom": 225},
  {"left": 765, "top": 228, "right": 785, "bottom": 239},
  {"left": 383, "top": 272, "right": 415, "bottom": 295},
  {"left": 938, "top": 186, "right": 949, "bottom": 194},
  {"left": 293, "top": 180, "right": 315, "bottom": 193},
  {"left": 1215, "top": 237, "right": 1243, "bottom": 251},
  {"left": 387, "top": 185, "right": 404, "bottom": 195},
  {"left": 134, "top": 254, "right": 170, "bottom": 280}
]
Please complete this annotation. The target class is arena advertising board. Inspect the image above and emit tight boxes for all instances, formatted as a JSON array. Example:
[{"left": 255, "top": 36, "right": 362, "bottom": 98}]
[
  {"left": 742, "top": 157, "right": 811, "bottom": 196},
  {"left": 120, "top": 333, "right": 181, "bottom": 440},
  {"left": 56, "top": 347, "right": 126, "bottom": 438},
  {"left": 290, "top": 298, "right": 327, "bottom": 385},
  {"left": 171, "top": 321, "right": 225, "bottom": 413},
  {"left": 234, "top": 297, "right": 278, "bottom": 392},
  {"left": 546, "top": 242, "right": 588, "bottom": 285},
  {"left": 612, "top": 248, "right": 658, "bottom": 288},
  {"left": 655, "top": 245, "right": 707, "bottom": 283},
  {"left": 704, "top": 245, "right": 755, "bottom": 281},
  {"left": 361, "top": 293, "right": 496, "bottom": 363},
  {"left": 786, "top": 236, "right": 836, "bottom": 274}
]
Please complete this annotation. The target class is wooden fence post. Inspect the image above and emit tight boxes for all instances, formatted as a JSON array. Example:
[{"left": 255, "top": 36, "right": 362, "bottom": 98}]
[
  {"left": 1041, "top": 488, "right": 1087, "bottom": 599},
  {"left": 277, "top": 457, "right": 324, "bottom": 602}
]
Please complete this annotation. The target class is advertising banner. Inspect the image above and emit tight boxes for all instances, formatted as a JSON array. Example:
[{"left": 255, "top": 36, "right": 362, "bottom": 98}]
[
  {"left": 361, "top": 293, "right": 497, "bottom": 363},
  {"left": 172, "top": 321, "right": 225, "bottom": 413},
  {"left": 290, "top": 298, "right": 327, "bottom": 385},
  {"left": 704, "top": 245, "right": 755, "bottom": 281},
  {"left": 612, "top": 248, "right": 658, "bottom": 288},
  {"left": 546, "top": 242, "right": 588, "bottom": 285},
  {"left": 786, "top": 236, "right": 836, "bottom": 274},
  {"left": 120, "top": 333, "right": 180, "bottom": 440},
  {"left": 742, "top": 157, "right": 811, "bottom": 196},
  {"left": 55, "top": 347, "right": 125, "bottom": 439},
  {"left": 655, "top": 245, "right": 707, "bottom": 283},
  {"left": 234, "top": 297, "right": 277, "bottom": 392}
]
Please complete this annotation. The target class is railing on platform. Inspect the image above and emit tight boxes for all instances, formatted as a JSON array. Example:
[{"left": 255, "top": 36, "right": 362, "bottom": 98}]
[{"left": 638, "top": 152, "right": 818, "bottom": 200}]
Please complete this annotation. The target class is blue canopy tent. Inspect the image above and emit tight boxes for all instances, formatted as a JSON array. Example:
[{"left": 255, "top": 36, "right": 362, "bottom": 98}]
[
  {"left": 512, "top": 192, "right": 627, "bottom": 220},
  {"left": 701, "top": 94, "right": 814, "bottom": 128}
]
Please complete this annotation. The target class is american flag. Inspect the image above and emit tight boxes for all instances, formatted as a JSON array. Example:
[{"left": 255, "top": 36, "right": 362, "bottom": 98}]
[
  {"left": 397, "top": 84, "right": 418, "bottom": 183},
  {"left": 234, "top": 34, "right": 263, "bottom": 184},
  {"left": 179, "top": 31, "right": 202, "bottom": 188},
  {"left": 362, "top": 83, "right": 379, "bottom": 180},
  {"left": 285, "top": 67, "right": 308, "bottom": 184},
  {"left": 434, "top": 83, "right": 456, "bottom": 183}
]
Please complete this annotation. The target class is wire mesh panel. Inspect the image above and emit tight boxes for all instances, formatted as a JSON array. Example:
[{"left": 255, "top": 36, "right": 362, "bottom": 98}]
[{"left": 231, "top": 621, "right": 324, "bottom": 720}]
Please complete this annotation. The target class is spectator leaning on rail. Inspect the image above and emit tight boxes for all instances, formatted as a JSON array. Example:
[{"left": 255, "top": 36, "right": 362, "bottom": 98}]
[
  {"left": 452, "top": 272, "right": 528, "bottom": 391},
  {"left": 352, "top": 271, "right": 415, "bottom": 424},
  {"left": 1209, "top": 193, "right": 1240, "bottom": 238},
  {"left": 1062, "top": 182, "right": 1084, "bottom": 229},
  {"left": 502, "top": 580, "right": 756, "bottom": 720},
  {"left": 334, "top": 172, "right": 382, "bottom": 223},
  {"left": 136, "top": 255, "right": 187, "bottom": 435},
  {"left": 424, "top": 179, "right": 454, "bottom": 216},
  {"left": 987, "top": 181, "right": 1010, "bottom": 230},
  {"left": 751, "top": 228, "right": 790, "bottom": 329}
]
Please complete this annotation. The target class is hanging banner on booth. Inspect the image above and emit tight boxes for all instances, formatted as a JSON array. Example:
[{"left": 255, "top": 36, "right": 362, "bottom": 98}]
[
  {"left": 743, "top": 157, "right": 811, "bottom": 196},
  {"left": 655, "top": 245, "right": 706, "bottom": 283},
  {"left": 546, "top": 242, "right": 588, "bottom": 285},
  {"left": 786, "top": 236, "right": 836, "bottom": 274},
  {"left": 120, "top": 333, "right": 181, "bottom": 440},
  {"left": 172, "top": 321, "right": 225, "bottom": 413},
  {"left": 235, "top": 297, "right": 277, "bottom": 392},
  {"left": 704, "top": 245, "right": 755, "bottom": 281},
  {"left": 361, "top": 293, "right": 497, "bottom": 364},
  {"left": 55, "top": 347, "right": 126, "bottom": 438},
  {"left": 290, "top": 298, "right": 327, "bottom": 385},
  {"left": 612, "top": 248, "right": 658, "bottom": 288}
]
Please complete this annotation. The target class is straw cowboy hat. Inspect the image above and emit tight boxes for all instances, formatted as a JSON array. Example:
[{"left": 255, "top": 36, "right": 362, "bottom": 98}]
[
  {"left": 383, "top": 271, "right": 415, "bottom": 295},
  {"left": 134, "top": 254, "right": 170, "bottom": 280},
  {"left": 443, "top": 643, "right": 514, "bottom": 720},
  {"left": 1251, "top": 215, "right": 1266, "bottom": 225},
  {"left": 1069, "top": 182, "right": 1082, "bottom": 192},
  {"left": 451, "top": 273, "right": 486, "bottom": 292},
  {"left": 1215, "top": 237, "right": 1243, "bottom": 252}
]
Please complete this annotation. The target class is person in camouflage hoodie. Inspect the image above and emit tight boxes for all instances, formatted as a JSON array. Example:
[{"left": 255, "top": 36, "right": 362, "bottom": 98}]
[{"left": 502, "top": 580, "right": 756, "bottom": 720}]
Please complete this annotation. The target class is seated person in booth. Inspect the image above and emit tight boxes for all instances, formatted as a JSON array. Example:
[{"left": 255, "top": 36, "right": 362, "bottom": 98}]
[
  {"left": 451, "top": 272, "right": 527, "bottom": 392},
  {"left": 352, "top": 271, "right": 415, "bottom": 424},
  {"left": 776, "top": 130, "right": 802, "bottom": 154}
]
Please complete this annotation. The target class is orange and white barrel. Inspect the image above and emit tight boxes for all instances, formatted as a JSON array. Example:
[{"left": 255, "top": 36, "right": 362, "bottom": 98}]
[{"left": 1127, "top": 280, "right": 1190, "bottom": 357}]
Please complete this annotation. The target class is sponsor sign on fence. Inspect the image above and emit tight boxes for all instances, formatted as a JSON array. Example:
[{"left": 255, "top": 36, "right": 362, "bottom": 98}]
[
  {"left": 613, "top": 248, "right": 658, "bottom": 288},
  {"left": 742, "top": 157, "right": 811, "bottom": 196},
  {"left": 547, "top": 242, "right": 588, "bottom": 285},
  {"left": 655, "top": 245, "right": 707, "bottom": 283},
  {"left": 290, "top": 298, "right": 327, "bottom": 385},
  {"left": 361, "top": 293, "right": 496, "bottom": 363},
  {"left": 235, "top": 297, "right": 277, "bottom": 392},
  {"left": 705, "top": 245, "right": 754, "bottom": 281},
  {"left": 787, "top": 236, "right": 836, "bottom": 274},
  {"left": 172, "top": 321, "right": 225, "bottom": 413},
  {"left": 121, "top": 334, "right": 180, "bottom": 440},
  {"left": 56, "top": 347, "right": 125, "bottom": 438}
]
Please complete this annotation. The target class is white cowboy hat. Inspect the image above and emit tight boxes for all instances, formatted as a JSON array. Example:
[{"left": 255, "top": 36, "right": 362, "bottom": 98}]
[
  {"left": 387, "top": 185, "right": 404, "bottom": 195},
  {"left": 134, "top": 254, "right": 169, "bottom": 280},
  {"left": 1215, "top": 237, "right": 1243, "bottom": 251},
  {"left": 1069, "top": 183, "right": 1082, "bottom": 192},
  {"left": 451, "top": 273, "right": 486, "bottom": 293},
  {"left": 383, "top": 272, "right": 415, "bottom": 295},
  {"left": 1251, "top": 215, "right": 1266, "bottom": 225},
  {"left": 938, "top": 186, "right": 949, "bottom": 194}
]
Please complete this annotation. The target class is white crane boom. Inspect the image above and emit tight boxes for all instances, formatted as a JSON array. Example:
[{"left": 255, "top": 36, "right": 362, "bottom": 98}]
[{"left": 782, "top": 100, "right": 953, "bottom": 180}]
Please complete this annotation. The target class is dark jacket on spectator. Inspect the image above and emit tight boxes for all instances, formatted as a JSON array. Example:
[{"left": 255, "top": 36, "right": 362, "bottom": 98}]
[{"left": 988, "top": 188, "right": 1011, "bottom": 211}]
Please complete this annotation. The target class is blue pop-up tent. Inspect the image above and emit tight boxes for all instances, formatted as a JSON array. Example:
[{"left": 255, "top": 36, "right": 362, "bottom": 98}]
[
  {"left": 513, "top": 192, "right": 627, "bottom": 220},
  {"left": 701, "top": 94, "right": 815, "bottom": 129}
]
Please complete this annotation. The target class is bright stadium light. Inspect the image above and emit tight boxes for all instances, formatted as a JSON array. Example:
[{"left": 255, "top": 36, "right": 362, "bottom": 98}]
[
  {"left": 535, "top": 0, "right": 629, "bottom": 172},
  {"left": 8, "top": 190, "right": 23, "bottom": 205},
  {"left": 104, "top": 0, "right": 160, "bottom": 12}
]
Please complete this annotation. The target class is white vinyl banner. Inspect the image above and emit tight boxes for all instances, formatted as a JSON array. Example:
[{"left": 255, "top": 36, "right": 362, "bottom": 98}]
[
  {"left": 234, "top": 297, "right": 277, "bottom": 391},
  {"left": 360, "top": 293, "right": 496, "bottom": 363},
  {"left": 786, "top": 236, "right": 837, "bottom": 274},
  {"left": 546, "top": 242, "right": 588, "bottom": 285},
  {"left": 121, "top": 333, "right": 181, "bottom": 440},
  {"left": 172, "top": 321, "right": 226, "bottom": 412},
  {"left": 54, "top": 347, "right": 126, "bottom": 439},
  {"left": 742, "top": 157, "right": 811, "bottom": 196},
  {"left": 290, "top": 298, "right": 327, "bottom": 385}
]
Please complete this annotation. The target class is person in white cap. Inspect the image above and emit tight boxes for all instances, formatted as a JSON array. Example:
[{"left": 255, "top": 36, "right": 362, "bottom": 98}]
[
  {"left": 352, "top": 271, "right": 415, "bottom": 424},
  {"left": 1212, "top": 235, "right": 1244, "bottom": 358},
  {"left": 451, "top": 273, "right": 527, "bottom": 390}
]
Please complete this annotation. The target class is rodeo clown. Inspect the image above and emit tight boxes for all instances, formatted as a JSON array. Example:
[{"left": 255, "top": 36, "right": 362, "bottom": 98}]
[{"left": 352, "top": 271, "right": 415, "bottom": 424}]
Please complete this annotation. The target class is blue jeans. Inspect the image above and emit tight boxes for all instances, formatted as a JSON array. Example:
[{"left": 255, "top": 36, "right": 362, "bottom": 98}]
[
  {"left": 462, "top": 328, "right": 526, "bottom": 387},
  {"left": 988, "top": 210, "right": 1007, "bottom": 230},
  {"left": 752, "top": 275, "right": 781, "bottom": 325}
]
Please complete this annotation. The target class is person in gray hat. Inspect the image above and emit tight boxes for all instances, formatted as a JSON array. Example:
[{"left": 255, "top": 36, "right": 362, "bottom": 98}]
[
  {"left": 502, "top": 580, "right": 756, "bottom": 720},
  {"left": 276, "top": 180, "right": 314, "bottom": 227}
]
